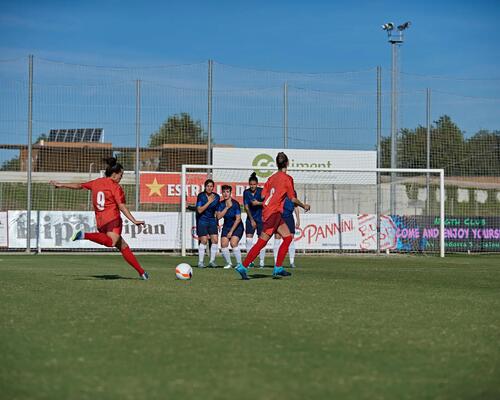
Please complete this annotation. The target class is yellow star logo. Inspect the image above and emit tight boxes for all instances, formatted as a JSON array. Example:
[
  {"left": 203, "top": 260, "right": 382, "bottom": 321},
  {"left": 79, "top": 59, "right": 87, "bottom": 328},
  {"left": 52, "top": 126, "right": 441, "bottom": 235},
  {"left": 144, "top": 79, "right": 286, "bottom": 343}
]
[{"left": 146, "top": 178, "right": 165, "bottom": 197}]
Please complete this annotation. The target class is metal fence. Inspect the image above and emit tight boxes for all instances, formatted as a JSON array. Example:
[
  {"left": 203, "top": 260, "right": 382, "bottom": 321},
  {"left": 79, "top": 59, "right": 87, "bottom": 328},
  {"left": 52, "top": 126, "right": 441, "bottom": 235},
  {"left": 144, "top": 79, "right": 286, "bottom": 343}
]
[{"left": 0, "top": 56, "right": 499, "bottom": 251}]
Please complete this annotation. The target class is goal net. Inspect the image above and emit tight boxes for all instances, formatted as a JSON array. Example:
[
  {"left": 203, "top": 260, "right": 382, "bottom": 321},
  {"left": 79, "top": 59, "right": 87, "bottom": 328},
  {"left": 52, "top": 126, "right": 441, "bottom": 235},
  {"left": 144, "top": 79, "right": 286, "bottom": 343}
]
[{"left": 181, "top": 164, "right": 445, "bottom": 257}]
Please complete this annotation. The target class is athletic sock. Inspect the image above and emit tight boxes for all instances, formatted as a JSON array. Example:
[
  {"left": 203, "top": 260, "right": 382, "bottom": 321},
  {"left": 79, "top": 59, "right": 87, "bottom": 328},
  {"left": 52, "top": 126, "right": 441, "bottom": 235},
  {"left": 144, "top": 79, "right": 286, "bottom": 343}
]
[
  {"left": 276, "top": 235, "right": 293, "bottom": 267},
  {"left": 243, "top": 238, "right": 268, "bottom": 268},
  {"left": 210, "top": 243, "right": 218, "bottom": 263},
  {"left": 273, "top": 238, "right": 282, "bottom": 264},
  {"left": 221, "top": 247, "right": 232, "bottom": 265},
  {"left": 233, "top": 247, "right": 242, "bottom": 264},
  {"left": 246, "top": 238, "right": 253, "bottom": 253},
  {"left": 259, "top": 248, "right": 266, "bottom": 266},
  {"left": 289, "top": 241, "right": 296, "bottom": 264},
  {"left": 198, "top": 243, "right": 206, "bottom": 265},
  {"left": 120, "top": 246, "right": 145, "bottom": 276},
  {"left": 84, "top": 232, "right": 113, "bottom": 247}
]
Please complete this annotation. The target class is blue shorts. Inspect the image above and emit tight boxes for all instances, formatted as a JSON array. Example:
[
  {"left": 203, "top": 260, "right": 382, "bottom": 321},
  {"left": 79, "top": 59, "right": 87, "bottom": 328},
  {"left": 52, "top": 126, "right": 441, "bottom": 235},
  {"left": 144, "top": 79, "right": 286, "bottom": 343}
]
[
  {"left": 221, "top": 223, "right": 244, "bottom": 239},
  {"left": 245, "top": 218, "right": 263, "bottom": 236},
  {"left": 196, "top": 220, "right": 218, "bottom": 237},
  {"left": 282, "top": 214, "right": 295, "bottom": 235}
]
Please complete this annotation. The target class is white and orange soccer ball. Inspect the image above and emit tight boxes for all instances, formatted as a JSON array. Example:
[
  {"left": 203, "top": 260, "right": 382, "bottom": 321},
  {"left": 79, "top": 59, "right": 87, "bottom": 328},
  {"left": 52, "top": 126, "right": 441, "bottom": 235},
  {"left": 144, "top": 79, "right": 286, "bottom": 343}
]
[{"left": 175, "top": 263, "right": 193, "bottom": 280}]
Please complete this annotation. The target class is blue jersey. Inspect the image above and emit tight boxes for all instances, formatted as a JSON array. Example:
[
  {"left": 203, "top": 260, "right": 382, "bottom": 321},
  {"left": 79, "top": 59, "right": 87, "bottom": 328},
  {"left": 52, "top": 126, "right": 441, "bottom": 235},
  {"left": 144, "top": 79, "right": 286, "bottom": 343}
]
[
  {"left": 282, "top": 190, "right": 297, "bottom": 218},
  {"left": 243, "top": 187, "right": 263, "bottom": 222},
  {"left": 196, "top": 192, "right": 220, "bottom": 224},
  {"left": 217, "top": 199, "right": 242, "bottom": 228}
]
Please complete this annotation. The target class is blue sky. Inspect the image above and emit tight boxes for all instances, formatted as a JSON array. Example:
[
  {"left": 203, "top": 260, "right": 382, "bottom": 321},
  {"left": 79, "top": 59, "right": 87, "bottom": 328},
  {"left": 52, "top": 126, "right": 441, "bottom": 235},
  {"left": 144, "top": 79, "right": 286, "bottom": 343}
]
[
  {"left": 1, "top": 0, "right": 499, "bottom": 75},
  {"left": 0, "top": 0, "right": 499, "bottom": 150}
]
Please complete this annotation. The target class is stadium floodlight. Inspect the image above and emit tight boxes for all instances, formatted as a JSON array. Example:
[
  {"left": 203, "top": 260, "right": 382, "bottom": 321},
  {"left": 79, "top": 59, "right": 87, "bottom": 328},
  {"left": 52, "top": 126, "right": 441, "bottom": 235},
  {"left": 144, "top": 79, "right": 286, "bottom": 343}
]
[
  {"left": 381, "top": 22, "right": 394, "bottom": 31},
  {"left": 397, "top": 21, "right": 411, "bottom": 31}
]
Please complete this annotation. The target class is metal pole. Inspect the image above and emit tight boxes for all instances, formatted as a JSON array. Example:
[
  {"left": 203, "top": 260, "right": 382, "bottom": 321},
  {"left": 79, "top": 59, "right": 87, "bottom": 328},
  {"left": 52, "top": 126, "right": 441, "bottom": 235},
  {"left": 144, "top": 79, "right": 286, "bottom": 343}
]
[
  {"left": 207, "top": 60, "right": 213, "bottom": 168},
  {"left": 426, "top": 88, "right": 431, "bottom": 216},
  {"left": 439, "top": 169, "right": 445, "bottom": 258},
  {"left": 135, "top": 80, "right": 141, "bottom": 211},
  {"left": 88, "top": 162, "right": 94, "bottom": 210},
  {"left": 390, "top": 42, "right": 398, "bottom": 215},
  {"left": 181, "top": 165, "right": 187, "bottom": 257},
  {"left": 376, "top": 66, "right": 382, "bottom": 254},
  {"left": 26, "top": 54, "right": 33, "bottom": 253},
  {"left": 283, "top": 81, "right": 288, "bottom": 148}
]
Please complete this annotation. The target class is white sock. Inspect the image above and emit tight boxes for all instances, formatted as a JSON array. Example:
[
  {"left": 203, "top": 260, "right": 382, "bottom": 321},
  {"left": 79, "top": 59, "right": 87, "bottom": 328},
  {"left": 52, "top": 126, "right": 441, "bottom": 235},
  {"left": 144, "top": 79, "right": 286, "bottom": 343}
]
[
  {"left": 273, "top": 238, "right": 282, "bottom": 264},
  {"left": 221, "top": 247, "right": 231, "bottom": 265},
  {"left": 259, "top": 248, "right": 266, "bottom": 266},
  {"left": 246, "top": 238, "right": 253, "bottom": 253},
  {"left": 210, "top": 243, "right": 218, "bottom": 263},
  {"left": 289, "top": 241, "right": 296, "bottom": 264},
  {"left": 232, "top": 246, "right": 242, "bottom": 264},
  {"left": 198, "top": 243, "right": 206, "bottom": 264}
]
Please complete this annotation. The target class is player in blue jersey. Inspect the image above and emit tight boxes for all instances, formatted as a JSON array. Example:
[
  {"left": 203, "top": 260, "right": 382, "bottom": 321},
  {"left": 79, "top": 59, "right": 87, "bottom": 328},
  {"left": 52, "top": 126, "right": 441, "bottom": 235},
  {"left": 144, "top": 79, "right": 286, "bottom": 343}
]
[
  {"left": 273, "top": 191, "right": 300, "bottom": 268},
  {"left": 196, "top": 179, "right": 220, "bottom": 268},
  {"left": 216, "top": 185, "right": 244, "bottom": 269},
  {"left": 243, "top": 172, "right": 266, "bottom": 268}
]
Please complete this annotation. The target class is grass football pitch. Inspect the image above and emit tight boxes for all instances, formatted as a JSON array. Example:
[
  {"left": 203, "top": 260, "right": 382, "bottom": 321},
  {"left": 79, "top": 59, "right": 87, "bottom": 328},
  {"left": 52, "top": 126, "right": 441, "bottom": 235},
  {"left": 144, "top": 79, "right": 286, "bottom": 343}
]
[{"left": 1, "top": 254, "right": 499, "bottom": 400}]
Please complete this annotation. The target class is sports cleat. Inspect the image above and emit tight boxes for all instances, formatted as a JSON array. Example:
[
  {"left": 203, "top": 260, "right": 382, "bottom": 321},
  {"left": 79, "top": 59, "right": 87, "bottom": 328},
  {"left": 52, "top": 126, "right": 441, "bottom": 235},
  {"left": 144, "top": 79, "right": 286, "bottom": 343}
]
[
  {"left": 208, "top": 261, "right": 218, "bottom": 268},
  {"left": 248, "top": 262, "right": 255, "bottom": 269},
  {"left": 235, "top": 264, "right": 249, "bottom": 280},
  {"left": 197, "top": 262, "right": 206, "bottom": 268},
  {"left": 71, "top": 229, "right": 84, "bottom": 241},
  {"left": 140, "top": 271, "right": 150, "bottom": 280},
  {"left": 290, "top": 263, "right": 296, "bottom": 268},
  {"left": 223, "top": 264, "right": 233, "bottom": 269},
  {"left": 259, "top": 263, "right": 265, "bottom": 269},
  {"left": 273, "top": 266, "right": 292, "bottom": 277}
]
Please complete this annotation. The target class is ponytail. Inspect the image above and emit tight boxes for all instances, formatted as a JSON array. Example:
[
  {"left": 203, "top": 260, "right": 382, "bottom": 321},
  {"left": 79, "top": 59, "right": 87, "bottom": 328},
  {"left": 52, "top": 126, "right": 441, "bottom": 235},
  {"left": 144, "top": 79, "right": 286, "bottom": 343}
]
[{"left": 103, "top": 157, "right": 123, "bottom": 177}]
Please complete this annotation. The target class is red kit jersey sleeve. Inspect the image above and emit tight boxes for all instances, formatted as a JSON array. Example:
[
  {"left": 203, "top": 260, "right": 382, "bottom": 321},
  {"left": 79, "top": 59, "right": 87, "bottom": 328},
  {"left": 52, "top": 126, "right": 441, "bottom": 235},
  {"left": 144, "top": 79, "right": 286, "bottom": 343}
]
[{"left": 81, "top": 180, "right": 93, "bottom": 190}]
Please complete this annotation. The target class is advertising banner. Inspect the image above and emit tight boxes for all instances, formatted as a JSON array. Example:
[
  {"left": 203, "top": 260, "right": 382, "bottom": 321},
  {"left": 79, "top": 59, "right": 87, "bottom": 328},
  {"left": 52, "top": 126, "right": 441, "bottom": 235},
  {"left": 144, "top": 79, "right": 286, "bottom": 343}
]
[
  {"left": 0, "top": 212, "right": 8, "bottom": 247},
  {"left": 140, "top": 172, "right": 256, "bottom": 205},
  {"left": 212, "top": 147, "right": 377, "bottom": 184}
]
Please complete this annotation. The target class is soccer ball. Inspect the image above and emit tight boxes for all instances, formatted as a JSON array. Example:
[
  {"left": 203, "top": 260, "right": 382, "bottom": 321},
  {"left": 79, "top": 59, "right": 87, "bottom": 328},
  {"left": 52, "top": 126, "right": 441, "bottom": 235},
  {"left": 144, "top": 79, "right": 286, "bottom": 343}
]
[{"left": 175, "top": 263, "right": 193, "bottom": 280}]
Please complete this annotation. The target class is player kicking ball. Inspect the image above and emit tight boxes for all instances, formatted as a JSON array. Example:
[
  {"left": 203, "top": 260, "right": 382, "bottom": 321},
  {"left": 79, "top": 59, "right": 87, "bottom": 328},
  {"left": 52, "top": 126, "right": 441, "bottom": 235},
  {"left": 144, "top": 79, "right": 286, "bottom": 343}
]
[
  {"left": 235, "top": 152, "right": 310, "bottom": 280},
  {"left": 216, "top": 185, "right": 244, "bottom": 269},
  {"left": 50, "top": 157, "right": 149, "bottom": 280}
]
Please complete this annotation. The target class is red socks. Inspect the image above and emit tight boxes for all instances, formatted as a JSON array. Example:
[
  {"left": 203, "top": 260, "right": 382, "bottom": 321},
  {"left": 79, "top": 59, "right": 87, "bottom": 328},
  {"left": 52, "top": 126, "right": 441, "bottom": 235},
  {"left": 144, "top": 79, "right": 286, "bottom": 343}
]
[
  {"left": 120, "top": 246, "right": 145, "bottom": 276},
  {"left": 84, "top": 232, "right": 113, "bottom": 247},
  {"left": 243, "top": 238, "right": 268, "bottom": 268},
  {"left": 276, "top": 235, "right": 293, "bottom": 267}
]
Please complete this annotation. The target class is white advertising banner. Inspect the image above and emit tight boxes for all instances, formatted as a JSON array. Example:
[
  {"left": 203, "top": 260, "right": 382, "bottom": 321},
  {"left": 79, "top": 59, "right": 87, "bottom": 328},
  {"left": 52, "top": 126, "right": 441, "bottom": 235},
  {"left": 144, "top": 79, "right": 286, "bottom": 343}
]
[
  {"left": 8, "top": 210, "right": 39, "bottom": 248},
  {"left": 9, "top": 211, "right": 185, "bottom": 250},
  {"left": 212, "top": 147, "right": 377, "bottom": 184},
  {"left": 0, "top": 212, "right": 8, "bottom": 247}
]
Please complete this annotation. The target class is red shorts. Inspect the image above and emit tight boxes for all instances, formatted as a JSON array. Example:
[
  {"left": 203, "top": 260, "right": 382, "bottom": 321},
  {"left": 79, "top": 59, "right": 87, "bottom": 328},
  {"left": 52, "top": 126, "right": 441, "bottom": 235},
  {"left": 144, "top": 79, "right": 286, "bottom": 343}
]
[
  {"left": 262, "top": 212, "right": 286, "bottom": 236},
  {"left": 97, "top": 218, "right": 122, "bottom": 235}
]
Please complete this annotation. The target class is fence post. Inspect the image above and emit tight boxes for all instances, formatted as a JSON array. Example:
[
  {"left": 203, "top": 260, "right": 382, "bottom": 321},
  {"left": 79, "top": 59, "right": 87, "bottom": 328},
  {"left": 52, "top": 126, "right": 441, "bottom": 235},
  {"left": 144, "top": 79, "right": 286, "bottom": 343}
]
[
  {"left": 376, "top": 66, "right": 382, "bottom": 254},
  {"left": 283, "top": 81, "right": 288, "bottom": 148},
  {"left": 135, "top": 79, "right": 141, "bottom": 211},
  {"left": 207, "top": 60, "right": 213, "bottom": 168},
  {"left": 426, "top": 88, "right": 431, "bottom": 216},
  {"left": 26, "top": 54, "right": 34, "bottom": 253}
]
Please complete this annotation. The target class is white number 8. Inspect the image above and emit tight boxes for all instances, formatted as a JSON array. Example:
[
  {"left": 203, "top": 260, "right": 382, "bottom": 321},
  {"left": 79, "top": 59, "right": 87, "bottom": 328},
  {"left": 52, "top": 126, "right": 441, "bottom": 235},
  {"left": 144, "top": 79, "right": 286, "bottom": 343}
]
[
  {"left": 96, "top": 191, "right": 106, "bottom": 210},
  {"left": 264, "top": 188, "right": 275, "bottom": 206}
]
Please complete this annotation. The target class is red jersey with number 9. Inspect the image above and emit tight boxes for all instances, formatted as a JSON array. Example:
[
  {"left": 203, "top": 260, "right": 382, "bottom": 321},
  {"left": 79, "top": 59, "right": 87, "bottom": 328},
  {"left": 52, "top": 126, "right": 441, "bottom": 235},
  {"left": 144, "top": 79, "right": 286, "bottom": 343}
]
[
  {"left": 81, "top": 177, "right": 126, "bottom": 228},
  {"left": 261, "top": 171, "right": 296, "bottom": 220}
]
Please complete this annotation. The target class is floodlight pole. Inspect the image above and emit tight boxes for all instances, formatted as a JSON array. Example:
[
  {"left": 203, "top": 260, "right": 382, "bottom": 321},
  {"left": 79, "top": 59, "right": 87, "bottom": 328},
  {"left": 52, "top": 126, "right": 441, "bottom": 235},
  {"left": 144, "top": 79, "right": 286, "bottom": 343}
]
[
  {"left": 26, "top": 54, "right": 34, "bottom": 254},
  {"left": 384, "top": 23, "right": 409, "bottom": 215}
]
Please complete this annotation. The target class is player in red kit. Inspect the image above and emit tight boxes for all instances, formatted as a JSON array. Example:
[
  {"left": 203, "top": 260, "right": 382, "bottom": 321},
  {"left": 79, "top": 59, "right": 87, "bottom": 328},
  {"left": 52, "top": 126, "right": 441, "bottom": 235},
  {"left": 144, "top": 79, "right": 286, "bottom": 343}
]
[
  {"left": 235, "top": 152, "right": 310, "bottom": 280},
  {"left": 50, "top": 157, "right": 149, "bottom": 280}
]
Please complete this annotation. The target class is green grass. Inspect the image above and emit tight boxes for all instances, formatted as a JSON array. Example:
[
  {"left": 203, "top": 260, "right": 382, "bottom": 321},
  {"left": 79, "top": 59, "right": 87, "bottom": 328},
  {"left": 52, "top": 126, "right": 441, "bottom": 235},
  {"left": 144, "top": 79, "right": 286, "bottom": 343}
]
[{"left": 1, "top": 254, "right": 499, "bottom": 400}]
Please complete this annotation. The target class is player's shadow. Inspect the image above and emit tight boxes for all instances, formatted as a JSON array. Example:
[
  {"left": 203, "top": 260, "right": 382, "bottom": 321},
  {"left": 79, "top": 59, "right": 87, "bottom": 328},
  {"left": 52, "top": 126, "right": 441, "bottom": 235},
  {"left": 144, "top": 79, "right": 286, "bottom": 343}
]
[
  {"left": 248, "top": 273, "right": 272, "bottom": 279},
  {"left": 74, "top": 274, "right": 136, "bottom": 280}
]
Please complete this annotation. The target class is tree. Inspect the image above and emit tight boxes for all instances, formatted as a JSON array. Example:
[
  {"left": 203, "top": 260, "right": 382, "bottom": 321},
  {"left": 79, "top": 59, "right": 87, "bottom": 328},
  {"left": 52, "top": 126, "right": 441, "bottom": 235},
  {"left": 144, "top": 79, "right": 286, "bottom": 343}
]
[
  {"left": 148, "top": 113, "right": 208, "bottom": 147},
  {"left": 0, "top": 133, "right": 48, "bottom": 171}
]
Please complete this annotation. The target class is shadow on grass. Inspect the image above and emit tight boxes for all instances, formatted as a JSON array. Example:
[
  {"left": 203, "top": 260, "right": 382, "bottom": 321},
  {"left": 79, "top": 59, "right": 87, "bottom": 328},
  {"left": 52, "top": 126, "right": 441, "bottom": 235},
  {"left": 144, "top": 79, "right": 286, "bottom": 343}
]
[
  {"left": 74, "top": 274, "right": 136, "bottom": 281},
  {"left": 248, "top": 273, "right": 274, "bottom": 279}
]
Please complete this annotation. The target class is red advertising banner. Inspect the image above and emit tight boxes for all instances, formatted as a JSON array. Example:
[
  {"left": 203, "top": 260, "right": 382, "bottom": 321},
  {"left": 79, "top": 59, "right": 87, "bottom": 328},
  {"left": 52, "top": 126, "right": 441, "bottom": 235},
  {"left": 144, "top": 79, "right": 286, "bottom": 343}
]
[{"left": 140, "top": 172, "right": 252, "bottom": 204}]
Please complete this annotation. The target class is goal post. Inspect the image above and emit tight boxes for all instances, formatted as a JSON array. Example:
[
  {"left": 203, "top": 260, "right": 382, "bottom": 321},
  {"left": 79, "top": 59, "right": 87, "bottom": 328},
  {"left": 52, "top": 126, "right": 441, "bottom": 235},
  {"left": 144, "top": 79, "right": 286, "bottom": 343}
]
[{"left": 181, "top": 164, "right": 445, "bottom": 258}]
